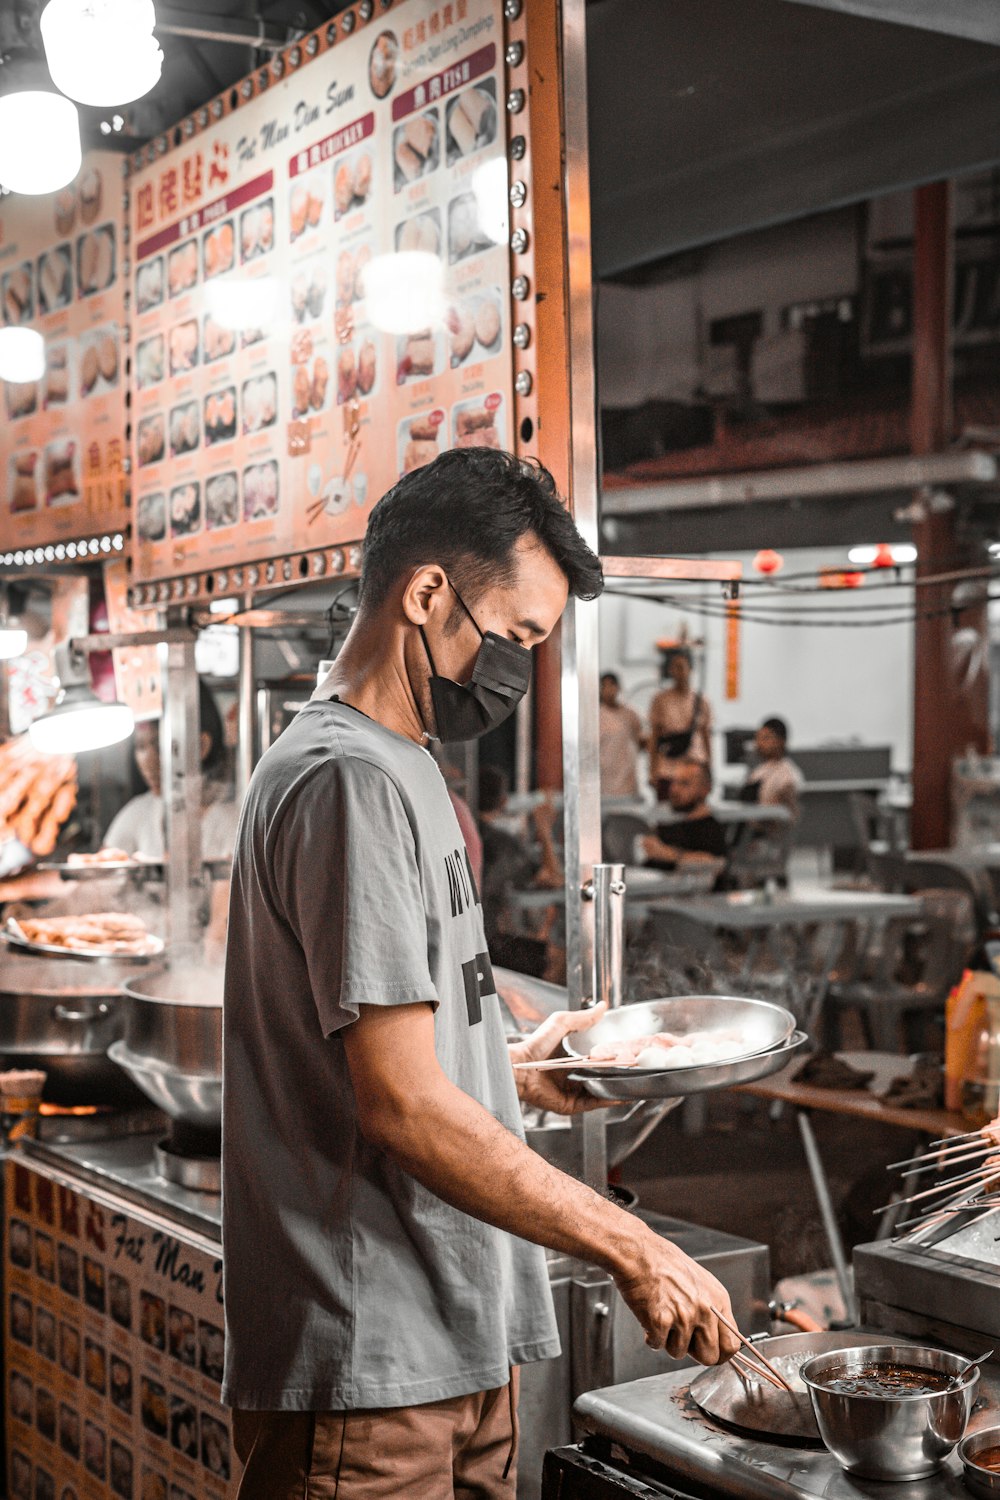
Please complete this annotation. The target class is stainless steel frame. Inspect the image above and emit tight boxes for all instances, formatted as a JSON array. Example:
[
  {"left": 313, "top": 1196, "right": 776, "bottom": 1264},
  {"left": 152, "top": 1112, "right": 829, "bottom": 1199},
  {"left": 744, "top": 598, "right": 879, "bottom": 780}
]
[{"left": 159, "top": 622, "right": 203, "bottom": 949}]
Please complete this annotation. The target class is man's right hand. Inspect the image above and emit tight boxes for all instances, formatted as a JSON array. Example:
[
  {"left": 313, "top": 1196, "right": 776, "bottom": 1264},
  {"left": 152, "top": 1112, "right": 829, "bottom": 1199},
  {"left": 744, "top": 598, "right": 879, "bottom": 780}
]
[{"left": 612, "top": 1229, "right": 742, "bottom": 1365}]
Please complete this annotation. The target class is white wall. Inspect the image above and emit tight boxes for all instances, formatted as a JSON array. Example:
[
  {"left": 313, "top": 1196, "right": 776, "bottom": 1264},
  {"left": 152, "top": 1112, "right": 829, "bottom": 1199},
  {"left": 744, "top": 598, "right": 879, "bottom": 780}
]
[{"left": 599, "top": 547, "right": 914, "bottom": 772}]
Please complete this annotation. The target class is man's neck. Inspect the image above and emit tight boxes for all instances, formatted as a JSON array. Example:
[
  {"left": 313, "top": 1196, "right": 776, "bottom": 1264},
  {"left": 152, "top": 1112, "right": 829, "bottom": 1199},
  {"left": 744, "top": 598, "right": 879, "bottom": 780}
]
[{"left": 315, "top": 615, "right": 427, "bottom": 745}]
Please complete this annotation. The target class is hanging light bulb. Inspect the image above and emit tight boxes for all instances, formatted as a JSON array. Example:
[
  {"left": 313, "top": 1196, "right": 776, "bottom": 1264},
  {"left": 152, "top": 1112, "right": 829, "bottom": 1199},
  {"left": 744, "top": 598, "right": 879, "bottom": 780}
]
[
  {"left": 0, "top": 72, "right": 81, "bottom": 196},
  {"left": 41, "top": 0, "right": 163, "bottom": 108},
  {"left": 0, "top": 328, "right": 45, "bottom": 383},
  {"left": 848, "top": 543, "right": 917, "bottom": 567},
  {"left": 28, "top": 644, "right": 134, "bottom": 755},
  {"left": 753, "top": 548, "right": 784, "bottom": 576}
]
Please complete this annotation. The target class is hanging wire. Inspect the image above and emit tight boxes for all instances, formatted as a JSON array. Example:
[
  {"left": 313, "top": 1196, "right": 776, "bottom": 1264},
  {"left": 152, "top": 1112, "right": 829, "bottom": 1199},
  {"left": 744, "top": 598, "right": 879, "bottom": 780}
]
[{"left": 602, "top": 585, "right": 998, "bottom": 630}]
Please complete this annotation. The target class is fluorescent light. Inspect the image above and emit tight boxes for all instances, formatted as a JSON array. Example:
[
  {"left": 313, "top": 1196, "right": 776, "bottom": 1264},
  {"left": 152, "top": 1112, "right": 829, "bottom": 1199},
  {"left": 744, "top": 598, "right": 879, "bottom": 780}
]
[
  {"left": 0, "top": 327, "right": 44, "bottom": 382},
  {"left": 30, "top": 701, "right": 134, "bottom": 755},
  {"left": 0, "top": 91, "right": 81, "bottom": 195},
  {"left": 205, "top": 275, "right": 279, "bottom": 331},
  {"left": 471, "top": 157, "right": 509, "bottom": 246},
  {"left": 0, "top": 627, "right": 27, "bottom": 660},
  {"left": 847, "top": 543, "right": 917, "bottom": 566},
  {"left": 41, "top": 0, "right": 162, "bottom": 107},
  {"left": 361, "top": 251, "right": 444, "bottom": 334}
]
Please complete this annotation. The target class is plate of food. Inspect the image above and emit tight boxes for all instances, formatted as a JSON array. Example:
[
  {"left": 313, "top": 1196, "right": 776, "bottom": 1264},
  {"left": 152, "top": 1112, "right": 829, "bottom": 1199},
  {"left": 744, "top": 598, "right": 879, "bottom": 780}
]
[
  {"left": 5, "top": 913, "right": 164, "bottom": 961},
  {"left": 40, "top": 848, "right": 140, "bottom": 877}
]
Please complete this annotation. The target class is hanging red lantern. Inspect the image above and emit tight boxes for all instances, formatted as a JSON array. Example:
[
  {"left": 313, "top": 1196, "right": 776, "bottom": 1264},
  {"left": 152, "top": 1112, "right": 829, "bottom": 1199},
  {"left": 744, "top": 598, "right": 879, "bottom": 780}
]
[
  {"left": 873, "top": 543, "right": 895, "bottom": 569},
  {"left": 753, "top": 548, "right": 784, "bottom": 576}
]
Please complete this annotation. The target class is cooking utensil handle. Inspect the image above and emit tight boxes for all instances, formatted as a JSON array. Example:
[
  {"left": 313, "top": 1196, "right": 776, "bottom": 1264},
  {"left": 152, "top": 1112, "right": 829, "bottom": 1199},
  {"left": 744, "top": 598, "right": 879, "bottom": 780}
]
[
  {"left": 591, "top": 862, "right": 625, "bottom": 1011},
  {"left": 52, "top": 1002, "right": 111, "bottom": 1024}
]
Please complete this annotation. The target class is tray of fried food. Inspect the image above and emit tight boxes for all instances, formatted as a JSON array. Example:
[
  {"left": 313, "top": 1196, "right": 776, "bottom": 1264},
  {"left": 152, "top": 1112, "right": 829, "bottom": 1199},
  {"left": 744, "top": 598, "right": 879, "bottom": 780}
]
[
  {"left": 5, "top": 912, "right": 164, "bottom": 962},
  {"left": 0, "top": 738, "right": 77, "bottom": 859},
  {"left": 39, "top": 846, "right": 138, "bottom": 877}
]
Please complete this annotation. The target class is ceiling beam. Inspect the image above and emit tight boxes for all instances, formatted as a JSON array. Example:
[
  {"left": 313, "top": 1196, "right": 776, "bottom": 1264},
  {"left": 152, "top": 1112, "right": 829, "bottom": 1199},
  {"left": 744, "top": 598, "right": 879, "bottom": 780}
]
[{"left": 781, "top": 0, "right": 1000, "bottom": 47}]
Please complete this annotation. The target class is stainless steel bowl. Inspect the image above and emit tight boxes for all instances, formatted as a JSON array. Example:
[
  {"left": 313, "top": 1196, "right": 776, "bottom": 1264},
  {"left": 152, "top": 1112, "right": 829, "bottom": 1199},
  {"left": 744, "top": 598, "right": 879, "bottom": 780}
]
[
  {"left": 801, "top": 1344, "right": 978, "bottom": 1480},
  {"left": 120, "top": 968, "right": 221, "bottom": 1073},
  {"left": 107, "top": 1042, "right": 221, "bottom": 1129},
  {"left": 959, "top": 1426, "right": 1000, "bottom": 1498},
  {"left": 571, "top": 1030, "right": 806, "bottom": 1101}
]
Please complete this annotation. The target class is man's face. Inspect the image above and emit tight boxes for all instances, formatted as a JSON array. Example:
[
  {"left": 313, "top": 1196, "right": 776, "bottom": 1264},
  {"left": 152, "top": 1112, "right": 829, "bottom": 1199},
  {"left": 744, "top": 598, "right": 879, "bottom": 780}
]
[
  {"left": 413, "top": 535, "right": 570, "bottom": 736},
  {"left": 668, "top": 763, "right": 707, "bottom": 813},
  {"left": 756, "top": 726, "right": 783, "bottom": 760},
  {"left": 600, "top": 676, "right": 619, "bottom": 707},
  {"left": 669, "top": 654, "right": 691, "bottom": 690},
  {"left": 133, "top": 721, "right": 161, "bottom": 796}
]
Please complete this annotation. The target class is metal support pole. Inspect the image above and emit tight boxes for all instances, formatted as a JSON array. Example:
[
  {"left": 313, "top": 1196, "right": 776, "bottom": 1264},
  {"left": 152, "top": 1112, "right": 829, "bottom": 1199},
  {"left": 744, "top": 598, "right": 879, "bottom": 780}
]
[
  {"left": 160, "top": 629, "right": 203, "bottom": 952},
  {"left": 797, "top": 1110, "right": 857, "bottom": 1323},
  {"left": 591, "top": 864, "right": 625, "bottom": 1011},
  {"left": 514, "top": 688, "right": 533, "bottom": 797},
  {"left": 236, "top": 601, "right": 255, "bottom": 802}
]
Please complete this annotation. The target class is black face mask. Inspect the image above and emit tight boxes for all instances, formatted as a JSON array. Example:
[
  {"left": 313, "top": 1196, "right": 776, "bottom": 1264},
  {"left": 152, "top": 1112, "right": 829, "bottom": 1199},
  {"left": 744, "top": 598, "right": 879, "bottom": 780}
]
[{"left": 420, "top": 582, "right": 532, "bottom": 743}]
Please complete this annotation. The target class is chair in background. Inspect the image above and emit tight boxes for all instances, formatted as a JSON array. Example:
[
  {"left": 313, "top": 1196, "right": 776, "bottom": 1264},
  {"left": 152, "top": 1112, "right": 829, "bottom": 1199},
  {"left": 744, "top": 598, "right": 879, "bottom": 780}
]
[
  {"left": 601, "top": 813, "right": 652, "bottom": 866},
  {"left": 903, "top": 858, "right": 996, "bottom": 942},
  {"left": 821, "top": 888, "right": 974, "bottom": 1053},
  {"left": 848, "top": 791, "right": 888, "bottom": 881}
]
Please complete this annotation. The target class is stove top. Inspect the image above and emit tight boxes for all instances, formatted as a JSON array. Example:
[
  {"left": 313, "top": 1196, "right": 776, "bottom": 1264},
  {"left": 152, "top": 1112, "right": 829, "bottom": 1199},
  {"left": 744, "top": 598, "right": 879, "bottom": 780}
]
[{"left": 573, "top": 1351, "right": 1000, "bottom": 1500}]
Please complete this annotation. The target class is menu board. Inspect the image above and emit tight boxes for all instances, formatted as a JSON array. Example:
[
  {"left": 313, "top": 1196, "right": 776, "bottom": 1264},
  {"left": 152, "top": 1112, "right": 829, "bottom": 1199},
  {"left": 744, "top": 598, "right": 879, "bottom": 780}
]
[
  {"left": 104, "top": 558, "right": 163, "bottom": 720},
  {"left": 6, "top": 1158, "right": 234, "bottom": 1500},
  {"left": 129, "top": 0, "right": 511, "bottom": 584},
  {"left": 0, "top": 152, "right": 127, "bottom": 550}
]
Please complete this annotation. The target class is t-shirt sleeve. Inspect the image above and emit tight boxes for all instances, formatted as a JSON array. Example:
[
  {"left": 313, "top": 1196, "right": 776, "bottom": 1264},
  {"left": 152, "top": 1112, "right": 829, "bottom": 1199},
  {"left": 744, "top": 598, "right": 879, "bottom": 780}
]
[{"left": 272, "top": 759, "right": 438, "bottom": 1036}]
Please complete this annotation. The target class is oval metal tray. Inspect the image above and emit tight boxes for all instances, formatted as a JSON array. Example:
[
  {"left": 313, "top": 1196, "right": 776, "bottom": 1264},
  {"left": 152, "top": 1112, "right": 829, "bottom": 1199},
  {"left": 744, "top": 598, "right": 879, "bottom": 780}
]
[
  {"left": 570, "top": 1030, "right": 806, "bottom": 1100},
  {"left": 564, "top": 995, "right": 797, "bottom": 1075},
  {"left": 4, "top": 921, "right": 165, "bottom": 966}
]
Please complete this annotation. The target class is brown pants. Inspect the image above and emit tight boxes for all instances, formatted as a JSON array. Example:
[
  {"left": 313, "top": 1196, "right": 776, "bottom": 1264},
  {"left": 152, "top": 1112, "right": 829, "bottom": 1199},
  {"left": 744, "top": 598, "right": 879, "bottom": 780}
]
[{"left": 233, "top": 1370, "right": 519, "bottom": 1499}]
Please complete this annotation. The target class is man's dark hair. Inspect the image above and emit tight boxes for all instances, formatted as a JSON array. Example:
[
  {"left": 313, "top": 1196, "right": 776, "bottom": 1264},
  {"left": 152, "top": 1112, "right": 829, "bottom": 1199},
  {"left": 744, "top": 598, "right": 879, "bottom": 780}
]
[
  {"left": 601, "top": 671, "right": 620, "bottom": 687},
  {"left": 761, "top": 716, "right": 788, "bottom": 745},
  {"left": 198, "top": 681, "right": 227, "bottom": 777},
  {"left": 478, "top": 764, "right": 509, "bottom": 815},
  {"left": 359, "top": 448, "right": 603, "bottom": 613}
]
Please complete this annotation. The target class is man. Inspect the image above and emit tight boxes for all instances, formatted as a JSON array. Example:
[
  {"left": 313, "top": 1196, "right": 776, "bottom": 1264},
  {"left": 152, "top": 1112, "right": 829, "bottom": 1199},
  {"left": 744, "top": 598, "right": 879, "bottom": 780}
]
[
  {"left": 641, "top": 758, "right": 728, "bottom": 870},
  {"left": 648, "top": 647, "right": 713, "bottom": 800},
  {"left": 599, "top": 672, "right": 646, "bottom": 797},
  {"left": 744, "top": 716, "right": 803, "bottom": 820},
  {"left": 222, "top": 449, "right": 739, "bottom": 1498}
]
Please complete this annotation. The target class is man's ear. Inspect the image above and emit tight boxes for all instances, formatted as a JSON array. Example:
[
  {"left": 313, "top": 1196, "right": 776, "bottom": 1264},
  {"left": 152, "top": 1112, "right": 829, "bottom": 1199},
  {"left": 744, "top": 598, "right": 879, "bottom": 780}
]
[{"left": 401, "top": 564, "right": 450, "bottom": 626}]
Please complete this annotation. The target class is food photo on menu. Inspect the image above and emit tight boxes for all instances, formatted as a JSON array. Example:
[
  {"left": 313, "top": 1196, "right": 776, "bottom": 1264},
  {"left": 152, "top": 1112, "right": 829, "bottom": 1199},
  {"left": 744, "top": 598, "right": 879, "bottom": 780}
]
[
  {"left": 290, "top": 177, "right": 326, "bottom": 241},
  {"left": 447, "top": 287, "right": 503, "bottom": 367},
  {"left": 43, "top": 343, "right": 71, "bottom": 405},
  {"left": 445, "top": 78, "right": 498, "bottom": 163},
  {"left": 136, "top": 255, "right": 164, "bottom": 313},
  {"left": 204, "top": 386, "right": 238, "bottom": 445},
  {"left": 242, "top": 371, "right": 278, "bottom": 433},
  {"left": 398, "top": 410, "right": 443, "bottom": 474},
  {"left": 44, "top": 438, "right": 80, "bottom": 504},
  {"left": 203, "top": 311, "right": 236, "bottom": 362},
  {"left": 37, "top": 243, "right": 73, "bottom": 313},
  {"left": 291, "top": 355, "right": 330, "bottom": 418},
  {"left": 395, "top": 205, "right": 441, "bottom": 256},
  {"left": 448, "top": 190, "right": 494, "bottom": 264},
  {"left": 240, "top": 197, "right": 274, "bottom": 262},
  {"left": 169, "top": 318, "right": 199, "bottom": 375},
  {"left": 136, "top": 490, "right": 166, "bottom": 542},
  {"left": 137, "top": 411, "right": 165, "bottom": 467},
  {"left": 3, "top": 261, "right": 34, "bottom": 323},
  {"left": 77, "top": 222, "right": 116, "bottom": 296},
  {"left": 393, "top": 109, "right": 440, "bottom": 189},
  {"left": 79, "top": 325, "right": 119, "bottom": 395},
  {"left": 9, "top": 453, "right": 37, "bottom": 513},
  {"left": 338, "top": 334, "right": 377, "bottom": 403},
  {"left": 205, "top": 469, "right": 239, "bottom": 529},
  {"left": 135, "top": 331, "right": 165, "bottom": 389},
  {"left": 368, "top": 28, "right": 397, "bottom": 97},
  {"left": 203, "top": 219, "right": 236, "bottom": 279},
  {"left": 6, "top": 378, "right": 37, "bottom": 419},
  {"left": 79, "top": 163, "right": 103, "bottom": 223},
  {"left": 334, "top": 145, "right": 373, "bottom": 218},
  {"left": 169, "top": 398, "right": 201, "bottom": 457},
  {"left": 397, "top": 326, "right": 440, "bottom": 384},
  {"left": 453, "top": 392, "right": 505, "bottom": 450},
  {"left": 291, "top": 263, "right": 328, "bottom": 323},
  {"left": 335, "top": 242, "right": 373, "bottom": 307},
  {"left": 168, "top": 238, "right": 198, "bottom": 298},
  {"left": 243, "top": 458, "right": 279, "bottom": 521},
  {"left": 169, "top": 480, "right": 201, "bottom": 538}
]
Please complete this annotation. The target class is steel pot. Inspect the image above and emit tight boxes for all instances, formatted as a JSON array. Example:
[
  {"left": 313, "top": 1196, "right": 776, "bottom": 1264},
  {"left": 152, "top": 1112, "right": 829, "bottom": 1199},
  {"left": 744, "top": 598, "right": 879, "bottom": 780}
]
[
  {"left": 114, "top": 967, "right": 222, "bottom": 1129},
  {"left": 0, "top": 946, "right": 143, "bottom": 1105}
]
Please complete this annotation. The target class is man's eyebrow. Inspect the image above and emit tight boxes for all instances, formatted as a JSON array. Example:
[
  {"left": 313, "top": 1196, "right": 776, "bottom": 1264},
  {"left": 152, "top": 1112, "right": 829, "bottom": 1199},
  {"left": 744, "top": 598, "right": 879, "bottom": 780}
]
[{"left": 519, "top": 617, "right": 545, "bottom": 636}]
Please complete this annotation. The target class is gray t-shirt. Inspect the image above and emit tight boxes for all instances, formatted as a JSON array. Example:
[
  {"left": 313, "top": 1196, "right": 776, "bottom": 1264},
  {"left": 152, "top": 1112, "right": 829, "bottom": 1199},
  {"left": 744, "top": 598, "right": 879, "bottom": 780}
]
[{"left": 221, "top": 699, "right": 559, "bottom": 1411}]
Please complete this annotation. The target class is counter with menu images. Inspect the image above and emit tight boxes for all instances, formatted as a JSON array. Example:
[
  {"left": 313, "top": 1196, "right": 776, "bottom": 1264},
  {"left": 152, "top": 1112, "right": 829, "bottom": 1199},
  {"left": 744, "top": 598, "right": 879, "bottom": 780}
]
[
  {"left": 5, "top": 1137, "right": 233, "bottom": 1500},
  {"left": 0, "top": 152, "right": 127, "bottom": 552},
  {"left": 128, "top": 0, "right": 511, "bottom": 588}
]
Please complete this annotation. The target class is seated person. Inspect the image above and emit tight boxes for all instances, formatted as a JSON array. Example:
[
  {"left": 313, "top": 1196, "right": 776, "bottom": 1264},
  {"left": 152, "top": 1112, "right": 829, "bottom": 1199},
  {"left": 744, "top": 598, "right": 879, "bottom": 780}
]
[
  {"left": 742, "top": 716, "right": 803, "bottom": 820},
  {"left": 641, "top": 758, "right": 728, "bottom": 871},
  {"left": 479, "top": 765, "right": 563, "bottom": 982}
]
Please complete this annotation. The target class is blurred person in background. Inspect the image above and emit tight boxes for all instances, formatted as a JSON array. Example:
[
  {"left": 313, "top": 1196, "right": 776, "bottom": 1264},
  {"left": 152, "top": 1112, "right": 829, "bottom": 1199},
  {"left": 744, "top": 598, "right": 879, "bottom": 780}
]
[
  {"left": 478, "top": 764, "right": 563, "bottom": 981},
  {"left": 599, "top": 672, "right": 647, "bottom": 798},
  {"left": 648, "top": 647, "right": 713, "bottom": 802},
  {"left": 742, "top": 716, "right": 803, "bottom": 821},
  {"left": 641, "top": 759, "right": 728, "bottom": 875}
]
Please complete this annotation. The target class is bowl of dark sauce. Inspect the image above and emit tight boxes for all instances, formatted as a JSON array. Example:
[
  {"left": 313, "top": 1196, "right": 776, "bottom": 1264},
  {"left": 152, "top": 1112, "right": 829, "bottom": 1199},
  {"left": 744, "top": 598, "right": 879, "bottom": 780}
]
[
  {"left": 801, "top": 1345, "right": 979, "bottom": 1481},
  {"left": 959, "top": 1427, "right": 1000, "bottom": 1498}
]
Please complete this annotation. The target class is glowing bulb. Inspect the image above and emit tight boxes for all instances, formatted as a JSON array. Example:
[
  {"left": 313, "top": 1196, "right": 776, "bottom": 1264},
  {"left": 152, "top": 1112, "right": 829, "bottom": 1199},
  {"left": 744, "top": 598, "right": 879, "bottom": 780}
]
[
  {"left": 0, "top": 327, "right": 44, "bottom": 382},
  {"left": 0, "top": 627, "right": 28, "bottom": 660},
  {"left": 361, "top": 251, "right": 444, "bottom": 335},
  {"left": 41, "top": 0, "right": 162, "bottom": 107},
  {"left": 470, "top": 157, "right": 509, "bottom": 245},
  {"left": 0, "top": 92, "right": 81, "bottom": 195},
  {"left": 30, "top": 702, "right": 135, "bottom": 755}
]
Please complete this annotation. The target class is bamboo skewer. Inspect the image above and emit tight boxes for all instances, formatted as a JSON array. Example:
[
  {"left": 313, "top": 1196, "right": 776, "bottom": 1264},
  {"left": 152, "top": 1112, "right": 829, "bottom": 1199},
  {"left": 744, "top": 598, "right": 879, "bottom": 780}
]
[
  {"left": 730, "top": 1351, "right": 786, "bottom": 1392},
  {"left": 891, "top": 1142, "right": 993, "bottom": 1174},
  {"left": 926, "top": 1129, "right": 986, "bottom": 1149},
  {"left": 711, "top": 1306, "right": 795, "bottom": 1393},
  {"left": 900, "top": 1146, "right": 996, "bottom": 1178},
  {"left": 874, "top": 1163, "right": 998, "bottom": 1217}
]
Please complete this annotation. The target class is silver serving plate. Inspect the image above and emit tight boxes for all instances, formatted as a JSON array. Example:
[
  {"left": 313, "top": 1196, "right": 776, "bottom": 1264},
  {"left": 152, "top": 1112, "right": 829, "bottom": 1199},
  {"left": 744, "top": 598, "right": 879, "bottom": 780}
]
[
  {"left": 571, "top": 1029, "right": 806, "bottom": 1100},
  {"left": 4, "top": 920, "right": 165, "bottom": 965},
  {"left": 108, "top": 1041, "right": 221, "bottom": 1129},
  {"left": 39, "top": 859, "right": 142, "bottom": 878}
]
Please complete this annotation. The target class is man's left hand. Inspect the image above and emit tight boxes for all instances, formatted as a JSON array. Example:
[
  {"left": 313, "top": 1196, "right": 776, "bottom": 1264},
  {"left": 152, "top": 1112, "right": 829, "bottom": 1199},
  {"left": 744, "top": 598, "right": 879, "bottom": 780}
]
[{"left": 509, "top": 1002, "right": 612, "bottom": 1115}]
